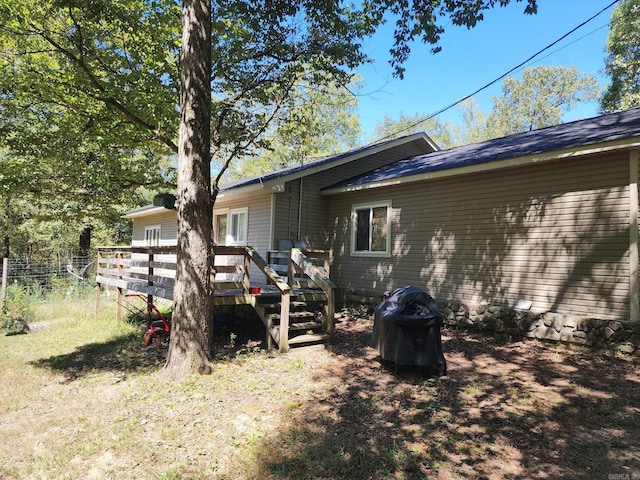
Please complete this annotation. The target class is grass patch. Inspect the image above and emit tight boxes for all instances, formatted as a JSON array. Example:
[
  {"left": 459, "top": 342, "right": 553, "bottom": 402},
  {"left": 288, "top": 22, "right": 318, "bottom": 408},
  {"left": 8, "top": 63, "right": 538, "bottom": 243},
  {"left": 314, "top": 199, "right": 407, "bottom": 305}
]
[{"left": 1, "top": 299, "right": 639, "bottom": 479}]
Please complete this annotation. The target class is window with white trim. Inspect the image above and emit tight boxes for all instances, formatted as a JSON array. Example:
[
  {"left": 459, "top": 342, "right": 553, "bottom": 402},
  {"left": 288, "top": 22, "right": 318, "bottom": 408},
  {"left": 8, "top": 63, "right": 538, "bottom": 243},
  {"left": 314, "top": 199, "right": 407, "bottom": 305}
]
[
  {"left": 214, "top": 213, "right": 228, "bottom": 245},
  {"left": 144, "top": 225, "right": 161, "bottom": 247},
  {"left": 351, "top": 201, "right": 391, "bottom": 256},
  {"left": 227, "top": 208, "right": 248, "bottom": 245}
]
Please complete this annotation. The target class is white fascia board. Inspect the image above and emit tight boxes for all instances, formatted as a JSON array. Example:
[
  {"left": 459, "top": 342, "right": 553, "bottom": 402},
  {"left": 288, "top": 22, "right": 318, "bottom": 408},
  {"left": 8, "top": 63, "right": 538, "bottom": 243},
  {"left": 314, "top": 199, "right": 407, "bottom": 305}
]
[
  {"left": 322, "top": 138, "right": 640, "bottom": 196},
  {"left": 122, "top": 206, "right": 168, "bottom": 218},
  {"left": 217, "top": 181, "right": 285, "bottom": 199}
]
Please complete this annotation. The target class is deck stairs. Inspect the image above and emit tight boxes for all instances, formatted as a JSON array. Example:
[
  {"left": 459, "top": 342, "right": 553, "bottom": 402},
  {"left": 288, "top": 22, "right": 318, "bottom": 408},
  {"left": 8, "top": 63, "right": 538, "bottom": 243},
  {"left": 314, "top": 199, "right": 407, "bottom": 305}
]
[
  {"left": 253, "top": 289, "right": 331, "bottom": 348},
  {"left": 258, "top": 249, "right": 333, "bottom": 348}
]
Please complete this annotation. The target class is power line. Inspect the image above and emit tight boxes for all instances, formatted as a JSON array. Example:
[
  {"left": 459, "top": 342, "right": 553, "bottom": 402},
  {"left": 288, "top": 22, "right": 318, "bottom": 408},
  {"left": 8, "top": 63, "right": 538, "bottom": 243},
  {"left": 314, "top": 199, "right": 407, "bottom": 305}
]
[{"left": 371, "top": 0, "right": 621, "bottom": 144}]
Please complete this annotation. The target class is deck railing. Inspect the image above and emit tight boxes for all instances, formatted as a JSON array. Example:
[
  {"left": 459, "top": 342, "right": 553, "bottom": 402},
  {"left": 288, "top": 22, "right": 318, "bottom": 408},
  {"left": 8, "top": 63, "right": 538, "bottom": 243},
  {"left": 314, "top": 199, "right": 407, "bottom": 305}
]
[
  {"left": 95, "top": 245, "right": 334, "bottom": 351},
  {"left": 289, "top": 248, "right": 336, "bottom": 336}
]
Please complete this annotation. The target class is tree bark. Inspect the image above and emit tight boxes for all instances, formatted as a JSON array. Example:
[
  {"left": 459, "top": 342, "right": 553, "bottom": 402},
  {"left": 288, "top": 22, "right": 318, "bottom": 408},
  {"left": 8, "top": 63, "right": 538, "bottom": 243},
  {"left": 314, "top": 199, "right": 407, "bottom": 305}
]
[
  {"left": 161, "top": 0, "right": 213, "bottom": 380},
  {"left": 78, "top": 225, "right": 93, "bottom": 257}
]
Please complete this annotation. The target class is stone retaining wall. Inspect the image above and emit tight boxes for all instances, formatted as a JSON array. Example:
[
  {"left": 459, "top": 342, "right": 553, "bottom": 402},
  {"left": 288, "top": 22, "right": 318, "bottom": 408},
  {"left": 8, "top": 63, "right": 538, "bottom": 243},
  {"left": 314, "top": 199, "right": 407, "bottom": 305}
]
[{"left": 441, "top": 301, "right": 640, "bottom": 357}]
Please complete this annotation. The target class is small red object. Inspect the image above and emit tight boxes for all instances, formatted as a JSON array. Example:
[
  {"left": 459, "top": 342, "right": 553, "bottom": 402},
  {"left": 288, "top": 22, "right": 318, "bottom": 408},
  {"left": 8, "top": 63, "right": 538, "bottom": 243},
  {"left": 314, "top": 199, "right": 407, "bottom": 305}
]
[{"left": 250, "top": 287, "right": 261, "bottom": 294}]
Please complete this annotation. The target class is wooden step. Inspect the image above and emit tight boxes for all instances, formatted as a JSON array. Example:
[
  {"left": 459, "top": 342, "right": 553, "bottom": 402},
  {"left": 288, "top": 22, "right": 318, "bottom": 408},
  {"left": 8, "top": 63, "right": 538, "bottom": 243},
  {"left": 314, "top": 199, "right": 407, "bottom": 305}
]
[
  {"left": 265, "top": 310, "right": 316, "bottom": 323},
  {"left": 292, "top": 290, "right": 327, "bottom": 302},
  {"left": 289, "top": 320, "right": 323, "bottom": 331},
  {"left": 256, "top": 300, "right": 308, "bottom": 310},
  {"left": 269, "top": 327, "right": 330, "bottom": 346},
  {"left": 288, "top": 333, "right": 331, "bottom": 345}
]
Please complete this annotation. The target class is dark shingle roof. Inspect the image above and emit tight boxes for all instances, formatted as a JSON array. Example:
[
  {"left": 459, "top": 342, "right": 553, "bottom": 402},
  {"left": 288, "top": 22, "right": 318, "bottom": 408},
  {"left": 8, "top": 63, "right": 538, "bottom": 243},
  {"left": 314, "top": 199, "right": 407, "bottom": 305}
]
[
  {"left": 327, "top": 108, "right": 640, "bottom": 190},
  {"left": 219, "top": 132, "right": 434, "bottom": 191}
]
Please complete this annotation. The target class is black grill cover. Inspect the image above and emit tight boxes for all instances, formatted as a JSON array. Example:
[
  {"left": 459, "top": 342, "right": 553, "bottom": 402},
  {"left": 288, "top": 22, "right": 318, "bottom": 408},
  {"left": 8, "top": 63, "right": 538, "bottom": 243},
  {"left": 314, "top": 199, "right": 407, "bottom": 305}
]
[{"left": 371, "top": 286, "right": 446, "bottom": 374}]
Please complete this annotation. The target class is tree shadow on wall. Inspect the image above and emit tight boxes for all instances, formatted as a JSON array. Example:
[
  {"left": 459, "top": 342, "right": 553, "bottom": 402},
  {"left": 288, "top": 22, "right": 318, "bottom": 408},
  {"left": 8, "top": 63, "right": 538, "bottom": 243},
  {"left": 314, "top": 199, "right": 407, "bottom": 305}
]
[{"left": 328, "top": 165, "right": 629, "bottom": 319}]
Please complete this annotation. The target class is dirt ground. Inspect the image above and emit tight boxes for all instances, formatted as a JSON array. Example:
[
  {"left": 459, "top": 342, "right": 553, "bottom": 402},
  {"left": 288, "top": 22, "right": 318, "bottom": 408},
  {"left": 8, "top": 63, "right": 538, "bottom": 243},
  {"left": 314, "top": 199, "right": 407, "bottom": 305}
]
[
  {"left": 249, "top": 314, "right": 640, "bottom": 479},
  {"left": 1, "top": 310, "right": 639, "bottom": 479}
]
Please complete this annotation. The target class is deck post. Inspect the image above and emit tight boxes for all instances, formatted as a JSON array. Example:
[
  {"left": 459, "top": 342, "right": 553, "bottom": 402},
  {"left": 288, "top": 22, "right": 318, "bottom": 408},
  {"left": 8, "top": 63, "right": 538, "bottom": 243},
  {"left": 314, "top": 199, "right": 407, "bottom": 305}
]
[
  {"left": 266, "top": 317, "right": 273, "bottom": 350},
  {"left": 116, "top": 250, "right": 123, "bottom": 322},
  {"left": 325, "top": 287, "right": 335, "bottom": 337},
  {"left": 279, "top": 290, "right": 290, "bottom": 353},
  {"left": 147, "top": 249, "right": 154, "bottom": 321},
  {"left": 243, "top": 248, "right": 251, "bottom": 292},
  {"left": 94, "top": 250, "right": 101, "bottom": 321},
  {"left": 287, "top": 250, "right": 295, "bottom": 287}
]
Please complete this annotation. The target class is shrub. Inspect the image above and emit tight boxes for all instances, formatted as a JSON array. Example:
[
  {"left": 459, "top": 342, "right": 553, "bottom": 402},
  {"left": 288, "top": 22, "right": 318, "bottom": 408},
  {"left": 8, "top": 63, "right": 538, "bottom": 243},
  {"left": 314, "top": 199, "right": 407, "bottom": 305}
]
[{"left": 1, "top": 284, "right": 34, "bottom": 335}]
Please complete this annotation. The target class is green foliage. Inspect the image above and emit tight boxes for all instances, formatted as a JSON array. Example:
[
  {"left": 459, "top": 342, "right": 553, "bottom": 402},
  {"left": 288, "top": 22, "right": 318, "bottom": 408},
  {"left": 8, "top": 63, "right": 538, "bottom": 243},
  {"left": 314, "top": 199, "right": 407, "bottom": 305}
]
[
  {"left": 369, "top": 112, "right": 458, "bottom": 149},
  {"left": 361, "top": 0, "right": 537, "bottom": 78},
  {"left": 1, "top": 284, "right": 34, "bottom": 334},
  {"left": 458, "top": 66, "right": 600, "bottom": 143},
  {"left": 226, "top": 77, "right": 362, "bottom": 180},
  {"left": 0, "top": 1, "right": 177, "bottom": 256},
  {"left": 485, "top": 66, "right": 600, "bottom": 137},
  {"left": 601, "top": 0, "right": 640, "bottom": 112},
  {"left": 0, "top": 0, "right": 541, "bottom": 257}
]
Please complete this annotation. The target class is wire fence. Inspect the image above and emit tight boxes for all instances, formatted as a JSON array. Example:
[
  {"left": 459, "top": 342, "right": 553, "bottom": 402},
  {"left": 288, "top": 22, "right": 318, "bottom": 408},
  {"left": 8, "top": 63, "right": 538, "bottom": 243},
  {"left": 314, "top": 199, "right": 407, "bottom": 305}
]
[{"left": 1, "top": 257, "right": 93, "bottom": 294}]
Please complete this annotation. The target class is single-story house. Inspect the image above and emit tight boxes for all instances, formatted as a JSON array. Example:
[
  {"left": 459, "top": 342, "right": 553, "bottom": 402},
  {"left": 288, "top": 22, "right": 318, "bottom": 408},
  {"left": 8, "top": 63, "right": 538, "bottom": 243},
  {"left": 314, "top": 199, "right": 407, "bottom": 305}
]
[{"left": 125, "top": 108, "right": 640, "bottom": 350}]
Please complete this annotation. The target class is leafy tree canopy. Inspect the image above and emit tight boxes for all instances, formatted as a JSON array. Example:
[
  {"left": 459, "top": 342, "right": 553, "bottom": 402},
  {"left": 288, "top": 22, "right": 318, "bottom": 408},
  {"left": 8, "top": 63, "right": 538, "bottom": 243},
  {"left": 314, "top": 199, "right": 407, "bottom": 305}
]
[
  {"left": 601, "top": 0, "right": 640, "bottom": 112},
  {"left": 369, "top": 112, "right": 457, "bottom": 149},
  {"left": 458, "top": 65, "right": 600, "bottom": 142},
  {"left": 225, "top": 76, "right": 362, "bottom": 181},
  {"left": 0, "top": 0, "right": 539, "bottom": 170}
]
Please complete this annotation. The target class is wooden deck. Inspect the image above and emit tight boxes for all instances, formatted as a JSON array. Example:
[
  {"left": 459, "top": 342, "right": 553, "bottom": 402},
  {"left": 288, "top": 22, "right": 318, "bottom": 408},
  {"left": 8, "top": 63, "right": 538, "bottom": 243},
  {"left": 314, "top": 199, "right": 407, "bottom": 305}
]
[{"left": 95, "top": 245, "right": 336, "bottom": 352}]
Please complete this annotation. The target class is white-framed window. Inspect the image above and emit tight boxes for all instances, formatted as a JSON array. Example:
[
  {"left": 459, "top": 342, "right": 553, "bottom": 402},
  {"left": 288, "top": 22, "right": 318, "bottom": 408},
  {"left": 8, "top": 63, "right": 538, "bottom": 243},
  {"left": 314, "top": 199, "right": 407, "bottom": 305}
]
[
  {"left": 228, "top": 208, "right": 248, "bottom": 245},
  {"left": 214, "top": 213, "right": 228, "bottom": 246},
  {"left": 144, "top": 225, "right": 161, "bottom": 247},
  {"left": 215, "top": 208, "right": 248, "bottom": 246},
  {"left": 351, "top": 201, "right": 391, "bottom": 257}
]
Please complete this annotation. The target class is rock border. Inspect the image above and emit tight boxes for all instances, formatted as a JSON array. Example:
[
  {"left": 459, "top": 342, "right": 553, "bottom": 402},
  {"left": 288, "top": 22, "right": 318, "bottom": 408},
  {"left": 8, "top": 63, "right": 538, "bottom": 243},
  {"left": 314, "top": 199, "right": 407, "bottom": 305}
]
[{"left": 440, "top": 301, "right": 640, "bottom": 357}]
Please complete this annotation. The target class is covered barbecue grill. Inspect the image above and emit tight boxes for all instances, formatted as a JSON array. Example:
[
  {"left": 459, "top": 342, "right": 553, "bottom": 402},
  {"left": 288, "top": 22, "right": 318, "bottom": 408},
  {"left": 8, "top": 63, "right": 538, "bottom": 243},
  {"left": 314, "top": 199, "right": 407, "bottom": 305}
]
[{"left": 371, "top": 286, "right": 446, "bottom": 375}]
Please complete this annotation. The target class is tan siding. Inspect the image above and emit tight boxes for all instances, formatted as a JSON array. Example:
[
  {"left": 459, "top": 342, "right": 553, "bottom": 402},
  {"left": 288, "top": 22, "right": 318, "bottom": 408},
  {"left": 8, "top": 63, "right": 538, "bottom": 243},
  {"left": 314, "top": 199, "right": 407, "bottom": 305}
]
[
  {"left": 214, "top": 191, "right": 273, "bottom": 282},
  {"left": 131, "top": 210, "right": 178, "bottom": 247},
  {"left": 328, "top": 152, "right": 631, "bottom": 320},
  {"left": 269, "top": 143, "right": 431, "bottom": 250},
  {"left": 272, "top": 182, "right": 299, "bottom": 248}
]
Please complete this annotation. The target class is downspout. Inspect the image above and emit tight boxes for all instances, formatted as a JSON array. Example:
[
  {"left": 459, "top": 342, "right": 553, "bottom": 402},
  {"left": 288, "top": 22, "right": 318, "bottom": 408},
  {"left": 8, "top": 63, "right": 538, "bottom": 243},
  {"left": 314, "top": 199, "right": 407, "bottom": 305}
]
[
  {"left": 287, "top": 186, "right": 292, "bottom": 243},
  {"left": 630, "top": 149, "right": 639, "bottom": 323},
  {"left": 297, "top": 177, "right": 303, "bottom": 243}
]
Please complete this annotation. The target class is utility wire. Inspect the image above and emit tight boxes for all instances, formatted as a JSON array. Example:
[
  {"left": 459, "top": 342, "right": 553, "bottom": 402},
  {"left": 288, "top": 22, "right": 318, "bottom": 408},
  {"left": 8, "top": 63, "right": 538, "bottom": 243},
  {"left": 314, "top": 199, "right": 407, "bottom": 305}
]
[{"left": 371, "top": 0, "right": 621, "bottom": 144}]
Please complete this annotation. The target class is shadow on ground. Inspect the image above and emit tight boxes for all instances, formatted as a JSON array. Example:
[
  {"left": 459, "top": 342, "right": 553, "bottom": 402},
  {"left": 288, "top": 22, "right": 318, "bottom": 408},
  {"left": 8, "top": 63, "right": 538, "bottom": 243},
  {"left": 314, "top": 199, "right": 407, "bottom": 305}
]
[
  {"left": 30, "top": 315, "right": 270, "bottom": 381},
  {"left": 30, "top": 331, "right": 168, "bottom": 380},
  {"left": 254, "top": 316, "right": 640, "bottom": 480}
]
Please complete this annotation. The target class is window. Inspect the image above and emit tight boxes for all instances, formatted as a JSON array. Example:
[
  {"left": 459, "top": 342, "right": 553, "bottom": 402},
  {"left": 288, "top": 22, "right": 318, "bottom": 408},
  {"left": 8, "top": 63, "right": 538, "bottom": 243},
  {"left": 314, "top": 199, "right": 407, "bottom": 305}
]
[
  {"left": 351, "top": 201, "right": 390, "bottom": 256},
  {"left": 144, "top": 225, "right": 161, "bottom": 247},
  {"left": 215, "top": 208, "right": 248, "bottom": 246},
  {"left": 214, "top": 214, "right": 227, "bottom": 245},
  {"left": 228, "top": 209, "right": 248, "bottom": 245}
]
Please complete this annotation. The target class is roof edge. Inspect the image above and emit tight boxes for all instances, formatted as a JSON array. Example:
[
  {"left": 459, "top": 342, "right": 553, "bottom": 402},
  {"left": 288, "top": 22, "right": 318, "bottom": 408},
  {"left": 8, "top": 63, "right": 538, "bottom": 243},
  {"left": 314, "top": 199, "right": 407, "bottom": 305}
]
[
  {"left": 322, "top": 137, "right": 640, "bottom": 195},
  {"left": 123, "top": 205, "right": 170, "bottom": 218},
  {"left": 218, "top": 132, "right": 438, "bottom": 197}
]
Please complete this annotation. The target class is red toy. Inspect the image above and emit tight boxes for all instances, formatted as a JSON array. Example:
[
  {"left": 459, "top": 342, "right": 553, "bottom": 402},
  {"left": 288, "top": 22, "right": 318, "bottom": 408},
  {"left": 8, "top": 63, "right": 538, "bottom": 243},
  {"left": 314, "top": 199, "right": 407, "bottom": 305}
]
[{"left": 125, "top": 294, "right": 171, "bottom": 346}]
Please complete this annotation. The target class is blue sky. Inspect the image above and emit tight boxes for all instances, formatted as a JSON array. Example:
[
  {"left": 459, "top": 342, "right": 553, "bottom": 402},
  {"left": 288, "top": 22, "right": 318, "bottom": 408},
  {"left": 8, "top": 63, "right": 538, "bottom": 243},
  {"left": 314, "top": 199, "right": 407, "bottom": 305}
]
[{"left": 355, "top": 0, "right": 618, "bottom": 140}]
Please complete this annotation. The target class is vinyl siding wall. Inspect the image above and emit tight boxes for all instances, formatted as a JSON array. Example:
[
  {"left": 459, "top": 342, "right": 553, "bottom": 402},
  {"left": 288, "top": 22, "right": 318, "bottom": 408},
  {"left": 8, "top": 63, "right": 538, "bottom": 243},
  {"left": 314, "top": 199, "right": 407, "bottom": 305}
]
[
  {"left": 326, "top": 151, "right": 632, "bottom": 320},
  {"left": 273, "top": 141, "right": 431, "bottom": 248},
  {"left": 131, "top": 209, "right": 178, "bottom": 247},
  {"left": 214, "top": 191, "right": 273, "bottom": 282}
]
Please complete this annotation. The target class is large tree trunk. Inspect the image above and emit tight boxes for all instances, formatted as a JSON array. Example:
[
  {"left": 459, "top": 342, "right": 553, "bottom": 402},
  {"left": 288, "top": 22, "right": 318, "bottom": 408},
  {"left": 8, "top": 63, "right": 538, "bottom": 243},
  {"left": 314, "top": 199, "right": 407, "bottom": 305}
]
[{"left": 161, "top": 0, "right": 213, "bottom": 380}]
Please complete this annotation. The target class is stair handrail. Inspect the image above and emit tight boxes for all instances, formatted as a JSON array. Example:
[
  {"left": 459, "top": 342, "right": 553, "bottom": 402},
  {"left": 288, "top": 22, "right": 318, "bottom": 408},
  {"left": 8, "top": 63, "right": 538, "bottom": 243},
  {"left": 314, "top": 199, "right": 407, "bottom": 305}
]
[
  {"left": 243, "top": 246, "right": 292, "bottom": 351},
  {"left": 290, "top": 248, "right": 336, "bottom": 336},
  {"left": 242, "top": 246, "right": 291, "bottom": 294}
]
